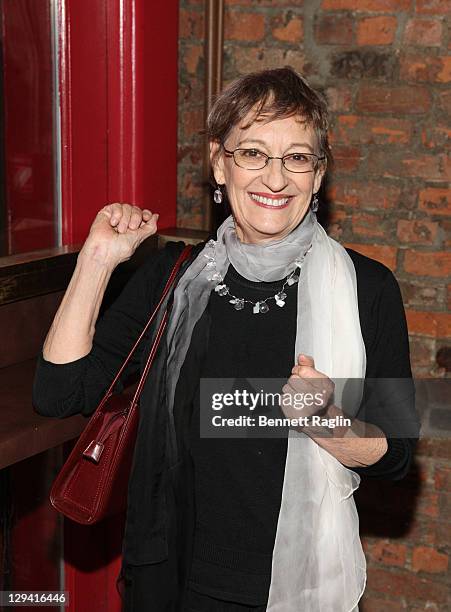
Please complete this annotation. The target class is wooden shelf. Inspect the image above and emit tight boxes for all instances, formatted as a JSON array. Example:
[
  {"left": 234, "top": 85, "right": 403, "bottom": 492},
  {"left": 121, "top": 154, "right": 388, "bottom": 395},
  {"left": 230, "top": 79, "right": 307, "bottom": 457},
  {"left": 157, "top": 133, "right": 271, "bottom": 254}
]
[{"left": 0, "top": 358, "right": 87, "bottom": 469}]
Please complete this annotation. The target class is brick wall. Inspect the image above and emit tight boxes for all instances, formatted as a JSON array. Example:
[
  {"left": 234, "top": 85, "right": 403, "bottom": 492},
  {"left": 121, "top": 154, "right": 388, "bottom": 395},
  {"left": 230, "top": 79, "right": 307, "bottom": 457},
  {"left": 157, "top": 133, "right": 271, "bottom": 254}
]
[{"left": 178, "top": 2, "right": 450, "bottom": 608}]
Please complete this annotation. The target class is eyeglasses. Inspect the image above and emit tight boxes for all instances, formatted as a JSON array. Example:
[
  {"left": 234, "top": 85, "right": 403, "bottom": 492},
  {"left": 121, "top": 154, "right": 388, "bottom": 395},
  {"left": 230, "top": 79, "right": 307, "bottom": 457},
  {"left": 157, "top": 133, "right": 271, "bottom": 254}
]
[{"left": 222, "top": 145, "right": 326, "bottom": 174}]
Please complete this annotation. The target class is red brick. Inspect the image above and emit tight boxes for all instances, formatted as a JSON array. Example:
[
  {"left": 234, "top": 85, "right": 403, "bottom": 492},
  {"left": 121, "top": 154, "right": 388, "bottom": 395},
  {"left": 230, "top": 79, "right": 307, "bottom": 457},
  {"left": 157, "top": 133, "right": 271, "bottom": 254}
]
[
  {"left": 368, "top": 120, "right": 413, "bottom": 144},
  {"left": 443, "top": 219, "right": 451, "bottom": 249},
  {"left": 179, "top": 9, "right": 204, "bottom": 39},
  {"left": 177, "top": 144, "right": 203, "bottom": 165},
  {"left": 400, "top": 54, "right": 451, "bottom": 83},
  {"left": 439, "top": 491, "right": 451, "bottom": 515},
  {"left": 178, "top": 171, "right": 203, "bottom": 200},
  {"left": 322, "top": 0, "right": 411, "bottom": 10},
  {"left": 404, "top": 18, "right": 443, "bottom": 47},
  {"left": 367, "top": 567, "right": 448, "bottom": 603},
  {"left": 356, "top": 85, "right": 432, "bottom": 114},
  {"left": 359, "top": 598, "right": 407, "bottom": 612},
  {"left": 178, "top": 210, "right": 204, "bottom": 229},
  {"left": 367, "top": 150, "right": 450, "bottom": 181},
  {"left": 352, "top": 212, "right": 389, "bottom": 238},
  {"left": 419, "top": 188, "right": 450, "bottom": 216},
  {"left": 439, "top": 90, "right": 451, "bottom": 115},
  {"left": 179, "top": 77, "right": 204, "bottom": 105},
  {"left": 404, "top": 514, "right": 437, "bottom": 547},
  {"left": 327, "top": 209, "right": 347, "bottom": 240},
  {"left": 271, "top": 14, "right": 303, "bottom": 43},
  {"left": 370, "top": 540, "right": 407, "bottom": 567},
  {"left": 397, "top": 219, "right": 439, "bottom": 244},
  {"left": 422, "top": 124, "right": 451, "bottom": 149},
  {"left": 412, "top": 546, "right": 449, "bottom": 573},
  {"left": 330, "top": 181, "right": 401, "bottom": 209},
  {"left": 224, "top": 11, "right": 265, "bottom": 41},
  {"left": 314, "top": 15, "right": 354, "bottom": 45},
  {"left": 417, "top": 438, "right": 451, "bottom": 461},
  {"left": 417, "top": 493, "right": 440, "bottom": 518},
  {"left": 183, "top": 45, "right": 203, "bottom": 75},
  {"left": 402, "top": 154, "right": 450, "bottom": 181},
  {"left": 357, "top": 16, "right": 397, "bottom": 46},
  {"left": 226, "top": 0, "right": 298, "bottom": 5},
  {"left": 399, "top": 279, "right": 444, "bottom": 309},
  {"left": 406, "top": 310, "right": 451, "bottom": 337},
  {"left": 435, "top": 521, "right": 451, "bottom": 547},
  {"left": 325, "top": 86, "right": 353, "bottom": 112},
  {"left": 344, "top": 243, "right": 397, "bottom": 270},
  {"left": 330, "top": 145, "right": 363, "bottom": 173},
  {"left": 181, "top": 108, "right": 204, "bottom": 139},
  {"left": 409, "top": 604, "right": 444, "bottom": 612},
  {"left": 435, "top": 466, "right": 451, "bottom": 491},
  {"left": 331, "top": 115, "right": 412, "bottom": 145},
  {"left": 409, "top": 336, "right": 435, "bottom": 371},
  {"left": 416, "top": 0, "right": 451, "bottom": 14},
  {"left": 331, "top": 49, "right": 397, "bottom": 80},
  {"left": 404, "top": 250, "right": 451, "bottom": 277},
  {"left": 232, "top": 46, "right": 306, "bottom": 75}
]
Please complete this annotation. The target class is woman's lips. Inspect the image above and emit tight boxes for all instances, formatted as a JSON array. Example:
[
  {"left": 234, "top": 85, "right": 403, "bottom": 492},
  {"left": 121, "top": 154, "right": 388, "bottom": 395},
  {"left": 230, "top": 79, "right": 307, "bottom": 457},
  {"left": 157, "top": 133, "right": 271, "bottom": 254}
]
[{"left": 248, "top": 192, "right": 292, "bottom": 209}]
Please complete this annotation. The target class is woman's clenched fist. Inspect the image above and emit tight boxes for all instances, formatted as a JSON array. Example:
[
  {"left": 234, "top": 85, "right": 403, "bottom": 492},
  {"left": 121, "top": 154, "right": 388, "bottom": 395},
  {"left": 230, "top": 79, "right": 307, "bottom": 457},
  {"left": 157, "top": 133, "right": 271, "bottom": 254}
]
[{"left": 81, "top": 203, "right": 159, "bottom": 267}]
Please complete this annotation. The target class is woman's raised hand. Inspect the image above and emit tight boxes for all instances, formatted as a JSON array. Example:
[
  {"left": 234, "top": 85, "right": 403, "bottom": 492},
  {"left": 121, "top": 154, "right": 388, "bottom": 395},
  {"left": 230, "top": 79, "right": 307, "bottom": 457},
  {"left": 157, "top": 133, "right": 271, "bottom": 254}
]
[{"left": 82, "top": 203, "right": 159, "bottom": 267}]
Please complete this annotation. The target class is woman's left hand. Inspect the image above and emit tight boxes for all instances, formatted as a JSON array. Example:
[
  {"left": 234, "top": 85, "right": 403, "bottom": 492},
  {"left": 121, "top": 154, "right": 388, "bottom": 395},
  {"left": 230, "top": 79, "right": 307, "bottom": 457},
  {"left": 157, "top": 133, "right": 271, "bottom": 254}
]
[{"left": 281, "top": 354, "right": 335, "bottom": 421}]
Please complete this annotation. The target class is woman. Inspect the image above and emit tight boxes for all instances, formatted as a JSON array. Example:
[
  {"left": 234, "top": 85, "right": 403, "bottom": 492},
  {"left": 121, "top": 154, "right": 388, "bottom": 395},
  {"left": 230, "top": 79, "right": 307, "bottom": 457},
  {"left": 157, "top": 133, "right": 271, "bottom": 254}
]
[{"left": 33, "top": 68, "right": 418, "bottom": 611}]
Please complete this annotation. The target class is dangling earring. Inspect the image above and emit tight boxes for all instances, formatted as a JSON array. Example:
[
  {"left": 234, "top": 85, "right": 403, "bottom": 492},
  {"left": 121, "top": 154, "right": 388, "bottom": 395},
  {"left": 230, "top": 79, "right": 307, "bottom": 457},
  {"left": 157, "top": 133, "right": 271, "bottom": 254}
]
[
  {"left": 214, "top": 185, "right": 223, "bottom": 204},
  {"left": 311, "top": 193, "right": 319, "bottom": 212}
]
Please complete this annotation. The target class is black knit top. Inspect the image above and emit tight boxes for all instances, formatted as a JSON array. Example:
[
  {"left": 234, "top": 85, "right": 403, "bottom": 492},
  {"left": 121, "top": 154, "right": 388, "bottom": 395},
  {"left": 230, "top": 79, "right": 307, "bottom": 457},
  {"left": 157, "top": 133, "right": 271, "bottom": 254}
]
[
  {"left": 32, "top": 243, "right": 417, "bottom": 607},
  {"left": 186, "top": 254, "right": 415, "bottom": 604}
]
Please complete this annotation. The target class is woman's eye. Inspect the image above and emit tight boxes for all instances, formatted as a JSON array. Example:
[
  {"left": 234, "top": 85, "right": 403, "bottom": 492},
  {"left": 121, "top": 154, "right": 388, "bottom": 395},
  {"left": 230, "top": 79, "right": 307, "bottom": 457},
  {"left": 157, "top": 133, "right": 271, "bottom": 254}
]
[
  {"left": 290, "top": 154, "right": 309, "bottom": 162},
  {"left": 242, "top": 149, "right": 263, "bottom": 158}
]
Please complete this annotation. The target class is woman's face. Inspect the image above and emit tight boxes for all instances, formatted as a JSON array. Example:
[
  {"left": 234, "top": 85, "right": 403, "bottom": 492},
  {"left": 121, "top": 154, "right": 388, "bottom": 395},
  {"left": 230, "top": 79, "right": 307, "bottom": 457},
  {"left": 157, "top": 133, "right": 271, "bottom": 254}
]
[{"left": 212, "top": 115, "right": 325, "bottom": 244}]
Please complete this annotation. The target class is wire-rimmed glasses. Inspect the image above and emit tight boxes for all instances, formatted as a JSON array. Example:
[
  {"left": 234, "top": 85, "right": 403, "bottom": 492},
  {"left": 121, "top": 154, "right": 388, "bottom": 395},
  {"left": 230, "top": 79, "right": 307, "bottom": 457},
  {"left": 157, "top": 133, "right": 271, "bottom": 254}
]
[{"left": 222, "top": 145, "right": 326, "bottom": 173}]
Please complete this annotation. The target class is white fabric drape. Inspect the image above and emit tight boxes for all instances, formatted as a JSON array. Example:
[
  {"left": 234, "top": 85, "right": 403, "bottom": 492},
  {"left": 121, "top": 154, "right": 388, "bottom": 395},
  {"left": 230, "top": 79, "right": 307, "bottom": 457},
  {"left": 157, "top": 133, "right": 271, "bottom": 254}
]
[{"left": 267, "top": 223, "right": 366, "bottom": 611}]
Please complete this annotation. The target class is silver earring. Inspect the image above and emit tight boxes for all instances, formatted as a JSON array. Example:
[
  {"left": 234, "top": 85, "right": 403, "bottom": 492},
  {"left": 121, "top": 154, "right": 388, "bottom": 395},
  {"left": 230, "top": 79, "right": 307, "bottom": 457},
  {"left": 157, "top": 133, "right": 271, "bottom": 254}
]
[
  {"left": 214, "top": 186, "right": 223, "bottom": 204},
  {"left": 311, "top": 193, "right": 319, "bottom": 212}
]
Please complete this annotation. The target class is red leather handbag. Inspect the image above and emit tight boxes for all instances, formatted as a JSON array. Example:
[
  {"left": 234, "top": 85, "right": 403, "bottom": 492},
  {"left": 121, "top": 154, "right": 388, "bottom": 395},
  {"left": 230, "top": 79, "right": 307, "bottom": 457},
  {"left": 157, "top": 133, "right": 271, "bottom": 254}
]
[{"left": 50, "top": 245, "right": 193, "bottom": 524}]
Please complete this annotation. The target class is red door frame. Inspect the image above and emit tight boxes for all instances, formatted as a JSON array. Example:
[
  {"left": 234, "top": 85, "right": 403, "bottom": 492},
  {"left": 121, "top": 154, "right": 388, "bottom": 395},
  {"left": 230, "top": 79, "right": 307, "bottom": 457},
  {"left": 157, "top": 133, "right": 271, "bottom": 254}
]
[{"left": 57, "top": 1, "right": 179, "bottom": 609}]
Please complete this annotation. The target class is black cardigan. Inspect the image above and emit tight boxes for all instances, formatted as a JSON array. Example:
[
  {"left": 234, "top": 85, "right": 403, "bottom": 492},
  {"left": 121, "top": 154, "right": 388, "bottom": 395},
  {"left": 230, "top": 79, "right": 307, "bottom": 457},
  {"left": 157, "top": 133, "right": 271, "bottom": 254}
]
[{"left": 32, "top": 240, "right": 419, "bottom": 610}]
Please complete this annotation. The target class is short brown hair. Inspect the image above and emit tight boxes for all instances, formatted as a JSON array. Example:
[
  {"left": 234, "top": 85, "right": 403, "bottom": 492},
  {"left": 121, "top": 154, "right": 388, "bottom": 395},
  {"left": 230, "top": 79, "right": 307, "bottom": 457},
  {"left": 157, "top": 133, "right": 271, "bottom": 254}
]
[{"left": 207, "top": 66, "right": 332, "bottom": 168}]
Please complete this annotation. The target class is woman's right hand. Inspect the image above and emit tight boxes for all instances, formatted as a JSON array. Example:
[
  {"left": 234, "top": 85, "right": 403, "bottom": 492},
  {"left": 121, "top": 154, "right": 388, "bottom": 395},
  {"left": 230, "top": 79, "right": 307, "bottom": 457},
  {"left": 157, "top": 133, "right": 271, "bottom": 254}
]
[{"left": 81, "top": 203, "right": 159, "bottom": 267}]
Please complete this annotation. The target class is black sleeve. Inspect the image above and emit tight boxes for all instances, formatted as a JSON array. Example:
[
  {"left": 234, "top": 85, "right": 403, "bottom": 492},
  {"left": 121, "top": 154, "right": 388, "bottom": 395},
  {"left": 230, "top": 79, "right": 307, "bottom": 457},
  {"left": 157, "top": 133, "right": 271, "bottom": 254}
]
[
  {"left": 351, "top": 269, "right": 420, "bottom": 481},
  {"left": 32, "top": 242, "right": 185, "bottom": 419}
]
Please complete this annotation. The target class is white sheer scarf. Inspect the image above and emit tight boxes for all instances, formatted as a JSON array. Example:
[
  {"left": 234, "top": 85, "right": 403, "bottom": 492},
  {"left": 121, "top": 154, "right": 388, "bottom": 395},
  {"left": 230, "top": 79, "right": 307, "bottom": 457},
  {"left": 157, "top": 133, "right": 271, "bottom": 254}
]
[{"left": 166, "top": 211, "right": 367, "bottom": 611}]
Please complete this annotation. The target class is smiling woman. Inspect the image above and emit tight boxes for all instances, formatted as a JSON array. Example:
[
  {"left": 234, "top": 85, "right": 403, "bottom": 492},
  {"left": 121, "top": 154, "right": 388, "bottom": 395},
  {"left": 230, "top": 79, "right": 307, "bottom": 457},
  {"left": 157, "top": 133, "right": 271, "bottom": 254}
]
[
  {"left": 211, "top": 116, "right": 325, "bottom": 243},
  {"left": 208, "top": 71, "right": 330, "bottom": 245},
  {"left": 33, "top": 66, "right": 418, "bottom": 612}
]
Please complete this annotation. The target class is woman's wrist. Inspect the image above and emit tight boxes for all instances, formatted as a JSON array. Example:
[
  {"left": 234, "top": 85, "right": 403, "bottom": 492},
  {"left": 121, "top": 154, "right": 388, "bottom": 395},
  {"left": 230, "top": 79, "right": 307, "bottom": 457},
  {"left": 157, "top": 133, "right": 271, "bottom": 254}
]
[
  {"left": 78, "top": 240, "right": 119, "bottom": 272},
  {"left": 298, "top": 403, "right": 389, "bottom": 468}
]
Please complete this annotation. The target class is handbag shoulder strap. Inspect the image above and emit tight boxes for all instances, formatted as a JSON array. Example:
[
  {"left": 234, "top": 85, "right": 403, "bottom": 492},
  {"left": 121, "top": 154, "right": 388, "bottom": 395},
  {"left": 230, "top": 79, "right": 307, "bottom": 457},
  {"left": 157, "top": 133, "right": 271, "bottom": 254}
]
[{"left": 104, "top": 244, "right": 193, "bottom": 397}]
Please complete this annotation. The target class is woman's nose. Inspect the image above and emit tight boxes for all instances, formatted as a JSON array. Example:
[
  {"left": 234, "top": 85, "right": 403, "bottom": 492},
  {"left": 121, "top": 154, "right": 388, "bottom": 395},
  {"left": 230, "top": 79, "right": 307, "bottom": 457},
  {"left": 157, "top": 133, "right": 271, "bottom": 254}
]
[{"left": 261, "top": 158, "right": 289, "bottom": 192}]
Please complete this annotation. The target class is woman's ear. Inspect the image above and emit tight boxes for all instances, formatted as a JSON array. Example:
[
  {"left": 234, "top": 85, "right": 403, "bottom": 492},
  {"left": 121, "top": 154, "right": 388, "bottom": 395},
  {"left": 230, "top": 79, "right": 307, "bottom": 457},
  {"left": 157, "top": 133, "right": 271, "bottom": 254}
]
[
  {"left": 210, "top": 141, "right": 226, "bottom": 185},
  {"left": 313, "top": 161, "right": 326, "bottom": 194}
]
